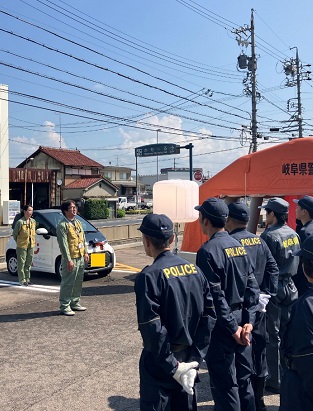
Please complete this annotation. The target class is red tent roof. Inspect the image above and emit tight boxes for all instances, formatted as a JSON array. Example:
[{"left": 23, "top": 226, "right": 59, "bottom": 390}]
[{"left": 181, "top": 138, "right": 313, "bottom": 252}]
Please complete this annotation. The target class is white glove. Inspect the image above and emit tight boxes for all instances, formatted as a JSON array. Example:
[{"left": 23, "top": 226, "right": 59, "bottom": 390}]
[
  {"left": 181, "top": 368, "right": 197, "bottom": 395},
  {"left": 258, "top": 293, "right": 271, "bottom": 312},
  {"left": 173, "top": 361, "right": 199, "bottom": 395}
]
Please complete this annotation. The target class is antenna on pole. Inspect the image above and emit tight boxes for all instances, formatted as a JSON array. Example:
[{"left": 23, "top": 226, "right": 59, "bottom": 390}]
[{"left": 59, "top": 113, "right": 62, "bottom": 148}]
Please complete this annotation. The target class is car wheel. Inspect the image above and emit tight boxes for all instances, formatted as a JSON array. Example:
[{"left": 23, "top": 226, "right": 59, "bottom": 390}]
[
  {"left": 55, "top": 257, "right": 62, "bottom": 280},
  {"left": 7, "top": 251, "right": 18, "bottom": 276}
]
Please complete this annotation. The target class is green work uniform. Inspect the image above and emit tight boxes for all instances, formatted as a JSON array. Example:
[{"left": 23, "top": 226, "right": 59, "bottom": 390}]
[
  {"left": 12, "top": 217, "right": 36, "bottom": 284},
  {"left": 56, "top": 218, "right": 88, "bottom": 312}
]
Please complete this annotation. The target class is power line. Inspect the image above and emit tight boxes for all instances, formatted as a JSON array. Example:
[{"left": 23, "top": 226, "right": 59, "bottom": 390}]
[
  {"left": 0, "top": 26, "right": 251, "bottom": 122},
  {"left": 178, "top": 0, "right": 289, "bottom": 64},
  {"left": 176, "top": 0, "right": 236, "bottom": 30},
  {"left": 18, "top": 0, "right": 242, "bottom": 82},
  {"left": 0, "top": 60, "right": 250, "bottom": 126},
  {"left": 3, "top": 94, "right": 245, "bottom": 137}
]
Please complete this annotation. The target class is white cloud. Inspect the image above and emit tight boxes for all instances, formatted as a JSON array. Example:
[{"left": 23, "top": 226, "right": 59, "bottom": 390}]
[
  {"left": 9, "top": 121, "right": 67, "bottom": 167},
  {"left": 9, "top": 114, "right": 279, "bottom": 180},
  {"left": 116, "top": 114, "right": 252, "bottom": 177},
  {"left": 42, "top": 121, "right": 67, "bottom": 148},
  {"left": 92, "top": 83, "right": 105, "bottom": 91}
]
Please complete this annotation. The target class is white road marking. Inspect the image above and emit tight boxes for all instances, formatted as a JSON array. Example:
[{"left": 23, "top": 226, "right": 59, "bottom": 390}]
[
  {"left": 0, "top": 280, "right": 59, "bottom": 293},
  {"left": 112, "top": 269, "right": 138, "bottom": 274}
]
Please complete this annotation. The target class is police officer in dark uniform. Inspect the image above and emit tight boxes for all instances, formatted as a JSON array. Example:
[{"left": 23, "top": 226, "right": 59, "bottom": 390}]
[
  {"left": 280, "top": 234, "right": 313, "bottom": 411},
  {"left": 259, "top": 197, "right": 300, "bottom": 392},
  {"left": 196, "top": 198, "right": 259, "bottom": 411},
  {"left": 226, "top": 201, "right": 279, "bottom": 411},
  {"left": 293, "top": 195, "right": 313, "bottom": 296},
  {"left": 135, "top": 213, "right": 216, "bottom": 411}
]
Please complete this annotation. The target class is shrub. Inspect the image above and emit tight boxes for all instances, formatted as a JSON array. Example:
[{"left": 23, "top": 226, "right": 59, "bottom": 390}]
[
  {"left": 117, "top": 209, "right": 126, "bottom": 218},
  {"left": 126, "top": 209, "right": 152, "bottom": 215},
  {"left": 84, "top": 199, "right": 109, "bottom": 220}
]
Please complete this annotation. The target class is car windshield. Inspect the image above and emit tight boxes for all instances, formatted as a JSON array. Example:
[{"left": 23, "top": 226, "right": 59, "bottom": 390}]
[{"left": 41, "top": 211, "right": 98, "bottom": 233}]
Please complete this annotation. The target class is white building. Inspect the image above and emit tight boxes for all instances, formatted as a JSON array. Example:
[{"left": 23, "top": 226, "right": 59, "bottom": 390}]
[{"left": 0, "top": 85, "right": 9, "bottom": 224}]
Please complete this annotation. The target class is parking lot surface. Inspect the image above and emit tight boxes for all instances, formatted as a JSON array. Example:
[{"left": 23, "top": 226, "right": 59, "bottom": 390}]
[{"left": 0, "top": 243, "right": 279, "bottom": 410}]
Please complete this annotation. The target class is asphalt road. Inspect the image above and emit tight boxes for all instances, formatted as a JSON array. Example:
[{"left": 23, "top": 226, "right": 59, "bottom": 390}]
[{"left": 0, "top": 243, "right": 280, "bottom": 411}]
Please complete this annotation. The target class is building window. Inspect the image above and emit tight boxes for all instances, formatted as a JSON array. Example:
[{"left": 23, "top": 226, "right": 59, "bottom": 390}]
[
  {"left": 104, "top": 171, "right": 113, "bottom": 179},
  {"left": 119, "top": 172, "right": 128, "bottom": 180},
  {"left": 65, "top": 167, "right": 92, "bottom": 176}
]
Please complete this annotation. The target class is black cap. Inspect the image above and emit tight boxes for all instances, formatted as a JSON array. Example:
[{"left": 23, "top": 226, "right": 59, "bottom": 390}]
[
  {"left": 258, "top": 197, "right": 289, "bottom": 214},
  {"left": 138, "top": 214, "right": 173, "bottom": 239},
  {"left": 294, "top": 234, "right": 313, "bottom": 260},
  {"left": 194, "top": 197, "right": 228, "bottom": 223},
  {"left": 293, "top": 195, "right": 313, "bottom": 213},
  {"left": 228, "top": 202, "right": 250, "bottom": 222}
]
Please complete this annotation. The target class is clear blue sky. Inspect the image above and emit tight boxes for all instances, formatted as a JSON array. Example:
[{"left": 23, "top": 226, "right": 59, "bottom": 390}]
[{"left": 1, "top": 0, "right": 312, "bottom": 177}]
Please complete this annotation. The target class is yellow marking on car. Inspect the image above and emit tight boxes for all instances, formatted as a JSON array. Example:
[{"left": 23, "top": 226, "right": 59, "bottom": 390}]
[{"left": 114, "top": 263, "right": 141, "bottom": 273}]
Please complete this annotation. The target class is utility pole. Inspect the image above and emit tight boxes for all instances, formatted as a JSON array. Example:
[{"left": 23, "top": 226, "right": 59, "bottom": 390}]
[
  {"left": 296, "top": 48, "right": 303, "bottom": 137},
  {"left": 234, "top": 8, "right": 259, "bottom": 153},
  {"left": 283, "top": 48, "right": 311, "bottom": 138},
  {"left": 250, "top": 10, "right": 257, "bottom": 152},
  {"left": 156, "top": 128, "right": 161, "bottom": 182},
  {"left": 59, "top": 113, "right": 62, "bottom": 148}
]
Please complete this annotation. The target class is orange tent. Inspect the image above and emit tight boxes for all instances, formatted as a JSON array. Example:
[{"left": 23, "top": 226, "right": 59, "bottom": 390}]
[{"left": 181, "top": 137, "right": 313, "bottom": 252}]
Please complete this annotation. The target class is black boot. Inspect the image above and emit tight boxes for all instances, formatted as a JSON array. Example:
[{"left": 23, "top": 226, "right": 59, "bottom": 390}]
[{"left": 254, "top": 377, "right": 267, "bottom": 411}]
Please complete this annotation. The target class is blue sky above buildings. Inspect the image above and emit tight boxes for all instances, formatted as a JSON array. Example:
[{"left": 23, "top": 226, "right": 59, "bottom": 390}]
[{"left": 1, "top": 0, "right": 312, "bottom": 177}]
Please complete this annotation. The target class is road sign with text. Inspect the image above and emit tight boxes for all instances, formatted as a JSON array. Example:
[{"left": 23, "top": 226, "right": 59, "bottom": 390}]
[{"left": 135, "top": 144, "right": 180, "bottom": 157}]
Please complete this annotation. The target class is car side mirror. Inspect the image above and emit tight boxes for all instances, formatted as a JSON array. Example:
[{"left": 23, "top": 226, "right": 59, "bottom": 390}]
[{"left": 36, "top": 228, "right": 48, "bottom": 235}]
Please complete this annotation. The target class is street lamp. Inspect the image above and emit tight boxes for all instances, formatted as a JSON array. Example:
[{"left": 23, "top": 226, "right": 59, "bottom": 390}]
[
  {"left": 24, "top": 157, "right": 34, "bottom": 206},
  {"left": 156, "top": 129, "right": 161, "bottom": 182}
]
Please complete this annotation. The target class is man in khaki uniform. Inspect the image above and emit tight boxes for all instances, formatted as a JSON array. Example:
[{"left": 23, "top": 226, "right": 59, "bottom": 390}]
[
  {"left": 13, "top": 205, "right": 36, "bottom": 286},
  {"left": 57, "top": 200, "right": 89, "bottom": 316}
]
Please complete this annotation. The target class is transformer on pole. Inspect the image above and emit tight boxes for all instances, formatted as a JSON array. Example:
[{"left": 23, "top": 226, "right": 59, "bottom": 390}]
[{"left": 234, "top": 9, "right": 259, "bottom": 153}]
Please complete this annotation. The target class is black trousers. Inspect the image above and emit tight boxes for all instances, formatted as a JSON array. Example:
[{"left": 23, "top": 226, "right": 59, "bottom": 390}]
[
  {"left": 206, "top": 326, "right": 256, "bottom": 411},
  {"left": 280, "top": 356, "right": 313, "bottom": 411},
  {"left": 252, "top": 311, "right": 268, "bottom": 378},
  {"left": 266, "top": 277, "right": 298, "bottom": 390},
  {"left": 139, "top": 349, "right": 198, "bottom": 411}
]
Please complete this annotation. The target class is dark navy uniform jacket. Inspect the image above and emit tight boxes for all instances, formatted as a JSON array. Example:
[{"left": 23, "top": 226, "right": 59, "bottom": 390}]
[
  {"left": 295, "top": 222, "right": 313, "bottom": 295},
  {"left": 281, "top": 284, "right": 313, "bottom": 410},
  {"left": 282, "top": 284, "right": 313, "bottom": 357},
  {"left": 298, "top": 220, "right": 313, "bottom": 244},
  {"left": 196, "top": 231, "right": 259, "bottom": 336},
  {"left": 135, "top": 250, "right": 216, "bottom": 376},
  {"left": 230, "top": 228, "right": 279, "bottom": 295},
  {"left": 260, "top": 223, "right": 300, "bottom": 276}
]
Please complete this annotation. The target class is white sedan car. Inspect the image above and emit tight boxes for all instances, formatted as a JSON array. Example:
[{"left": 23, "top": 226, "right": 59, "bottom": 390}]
[{"left": 6, "top": 209, "right": 115, "bottom": 279}]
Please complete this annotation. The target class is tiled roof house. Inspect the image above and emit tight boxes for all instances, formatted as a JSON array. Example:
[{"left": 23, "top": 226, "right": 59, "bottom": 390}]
[{"left": 18, "top": 146, "right": 117, "bottom": 206}]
